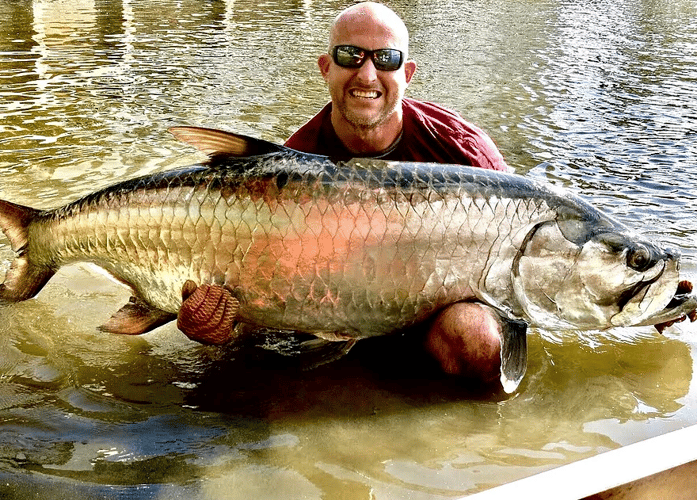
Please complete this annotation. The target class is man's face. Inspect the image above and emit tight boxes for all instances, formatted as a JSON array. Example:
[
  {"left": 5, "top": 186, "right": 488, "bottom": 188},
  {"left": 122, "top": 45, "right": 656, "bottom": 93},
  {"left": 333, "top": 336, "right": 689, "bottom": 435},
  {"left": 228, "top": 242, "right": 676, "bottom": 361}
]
[{"left": 319, "top": 16, "right": 416, "bottom": 131}]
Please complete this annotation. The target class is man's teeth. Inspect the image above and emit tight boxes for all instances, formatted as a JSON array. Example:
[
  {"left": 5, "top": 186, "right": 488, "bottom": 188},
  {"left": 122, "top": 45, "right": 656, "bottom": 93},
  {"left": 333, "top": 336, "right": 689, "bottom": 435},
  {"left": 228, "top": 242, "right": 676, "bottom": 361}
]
[{"left": 351, "top": 89, "right": 380, "bottom": 98}]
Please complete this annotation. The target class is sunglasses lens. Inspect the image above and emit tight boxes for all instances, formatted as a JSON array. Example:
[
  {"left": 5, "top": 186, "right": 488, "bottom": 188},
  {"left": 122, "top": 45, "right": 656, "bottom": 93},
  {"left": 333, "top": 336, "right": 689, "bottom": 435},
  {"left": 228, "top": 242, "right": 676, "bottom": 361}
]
[
  {"left": 373, "top": 49, "right": 403, "bottom": 70},
  {"left": 333, "top": 46, "right": 366, "bottom": 68},
  {"left": 333, "top": 46, "right": 404, "bottom": 71}
]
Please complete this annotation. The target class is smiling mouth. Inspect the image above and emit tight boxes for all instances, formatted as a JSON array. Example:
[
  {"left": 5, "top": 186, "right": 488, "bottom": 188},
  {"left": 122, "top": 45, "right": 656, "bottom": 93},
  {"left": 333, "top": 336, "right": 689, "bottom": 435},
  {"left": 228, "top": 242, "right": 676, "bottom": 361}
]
[{"left": 350, "top": 89, "right": 381, "bottom": 99}]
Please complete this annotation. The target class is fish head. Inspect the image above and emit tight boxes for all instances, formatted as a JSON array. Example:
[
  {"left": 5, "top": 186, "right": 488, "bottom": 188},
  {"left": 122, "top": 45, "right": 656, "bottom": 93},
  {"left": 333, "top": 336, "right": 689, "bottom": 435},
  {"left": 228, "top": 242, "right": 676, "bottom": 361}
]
[{"left": 512, "top": 219, "right": 680, "bottom": 330}]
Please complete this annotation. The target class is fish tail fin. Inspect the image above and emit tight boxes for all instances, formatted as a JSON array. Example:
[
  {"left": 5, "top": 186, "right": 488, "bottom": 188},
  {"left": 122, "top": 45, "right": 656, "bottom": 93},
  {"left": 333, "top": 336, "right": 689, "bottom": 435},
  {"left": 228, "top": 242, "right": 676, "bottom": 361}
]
[{"left": 0, "top": 199, "right": 55, "bottom": 302}]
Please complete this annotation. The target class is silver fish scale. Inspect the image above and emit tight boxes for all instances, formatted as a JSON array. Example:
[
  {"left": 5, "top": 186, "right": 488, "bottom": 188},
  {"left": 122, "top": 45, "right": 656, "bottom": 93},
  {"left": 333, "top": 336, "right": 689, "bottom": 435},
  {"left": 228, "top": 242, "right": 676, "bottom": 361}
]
[{"left": 29, "top": 157, "right": 565, "bottom": 338}]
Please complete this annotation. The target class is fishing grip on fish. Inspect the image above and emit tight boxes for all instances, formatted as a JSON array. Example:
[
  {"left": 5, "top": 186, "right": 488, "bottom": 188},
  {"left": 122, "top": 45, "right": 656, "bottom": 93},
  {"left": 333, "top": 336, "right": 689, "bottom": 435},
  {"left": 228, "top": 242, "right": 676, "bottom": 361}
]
[{"left": 177, "top": 281, "right": 240, "bottom": 345}]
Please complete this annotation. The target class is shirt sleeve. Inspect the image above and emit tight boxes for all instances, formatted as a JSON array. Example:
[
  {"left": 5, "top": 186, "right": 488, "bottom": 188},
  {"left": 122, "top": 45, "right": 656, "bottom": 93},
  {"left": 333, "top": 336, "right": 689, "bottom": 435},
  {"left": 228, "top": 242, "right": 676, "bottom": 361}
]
[{"left": 401, "top": 99, "right": 510, "bottom": 172}]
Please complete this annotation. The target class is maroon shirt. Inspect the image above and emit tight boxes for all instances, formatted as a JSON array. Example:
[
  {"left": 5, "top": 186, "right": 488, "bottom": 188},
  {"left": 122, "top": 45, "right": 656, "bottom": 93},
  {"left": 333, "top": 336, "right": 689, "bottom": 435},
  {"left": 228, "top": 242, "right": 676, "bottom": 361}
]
[{"left": 284, "top": 97, "right": 508, "bottom": 171}]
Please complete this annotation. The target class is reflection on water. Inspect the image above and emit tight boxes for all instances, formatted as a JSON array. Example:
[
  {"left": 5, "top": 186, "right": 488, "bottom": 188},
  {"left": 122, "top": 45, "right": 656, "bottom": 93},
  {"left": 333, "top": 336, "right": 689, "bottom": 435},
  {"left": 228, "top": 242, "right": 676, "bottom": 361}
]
[{"left": 0, "top": 0, "right": 696, "bottom": 498}]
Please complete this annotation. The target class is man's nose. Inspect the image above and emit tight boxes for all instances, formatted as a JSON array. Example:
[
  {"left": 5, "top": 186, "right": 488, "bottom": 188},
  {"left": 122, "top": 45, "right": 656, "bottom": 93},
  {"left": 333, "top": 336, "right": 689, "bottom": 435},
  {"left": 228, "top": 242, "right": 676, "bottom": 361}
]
[{"left": 355, "top": 57, "right": 378, "bottom": 81}]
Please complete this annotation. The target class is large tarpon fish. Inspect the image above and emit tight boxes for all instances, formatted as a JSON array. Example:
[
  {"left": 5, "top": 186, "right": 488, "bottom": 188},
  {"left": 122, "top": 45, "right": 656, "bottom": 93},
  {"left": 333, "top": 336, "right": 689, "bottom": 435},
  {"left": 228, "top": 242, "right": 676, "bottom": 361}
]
[{"left": 0, "top": 127, "right": 694, "bottom": 392}]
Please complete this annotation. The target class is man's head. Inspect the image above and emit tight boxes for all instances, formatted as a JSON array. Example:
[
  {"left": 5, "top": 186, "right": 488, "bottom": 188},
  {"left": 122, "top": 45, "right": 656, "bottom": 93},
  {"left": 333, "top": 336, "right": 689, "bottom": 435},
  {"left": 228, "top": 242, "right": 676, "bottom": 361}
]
[{"left": 318, "top": 2, "right": 417, "bottom": 146}]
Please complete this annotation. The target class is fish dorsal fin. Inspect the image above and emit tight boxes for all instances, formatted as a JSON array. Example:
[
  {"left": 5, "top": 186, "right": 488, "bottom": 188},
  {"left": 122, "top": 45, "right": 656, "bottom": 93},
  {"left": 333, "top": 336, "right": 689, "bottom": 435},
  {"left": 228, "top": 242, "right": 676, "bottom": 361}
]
[{"left": 168, "top": 126, "right": 286, "bottom": 158}]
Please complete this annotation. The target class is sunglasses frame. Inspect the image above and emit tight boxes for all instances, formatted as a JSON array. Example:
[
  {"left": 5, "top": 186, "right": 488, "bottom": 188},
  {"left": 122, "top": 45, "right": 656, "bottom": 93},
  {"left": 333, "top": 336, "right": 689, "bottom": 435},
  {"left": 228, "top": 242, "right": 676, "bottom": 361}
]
[{"left": 331, "top": 45, "right": 405, "bottom": 72}]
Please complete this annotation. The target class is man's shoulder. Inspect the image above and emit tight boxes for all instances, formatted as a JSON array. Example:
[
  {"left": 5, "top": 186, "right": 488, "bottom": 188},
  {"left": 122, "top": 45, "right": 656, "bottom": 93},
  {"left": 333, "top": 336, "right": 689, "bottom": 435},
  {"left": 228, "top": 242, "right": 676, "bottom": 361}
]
[
  {"left": 400, "top": 98, "right": 508, "bottom": 171},
  {"left": 402, "top": 98, "right": 464, "bottom": 126},
  {"left": 401, "top": 97, "right": 489, "bottom": 140}
]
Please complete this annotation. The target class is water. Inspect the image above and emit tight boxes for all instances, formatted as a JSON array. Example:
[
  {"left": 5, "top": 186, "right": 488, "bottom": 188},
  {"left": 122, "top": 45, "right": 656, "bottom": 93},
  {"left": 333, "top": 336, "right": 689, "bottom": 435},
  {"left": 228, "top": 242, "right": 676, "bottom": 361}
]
[{"left": 0, "top": 0, "right": 696, "bottom": 498}]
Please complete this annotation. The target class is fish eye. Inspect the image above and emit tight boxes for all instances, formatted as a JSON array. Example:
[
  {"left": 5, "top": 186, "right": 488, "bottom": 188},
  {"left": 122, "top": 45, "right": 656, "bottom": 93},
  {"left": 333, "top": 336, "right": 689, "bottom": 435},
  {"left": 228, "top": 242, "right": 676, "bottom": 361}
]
[{"left": 627, "top": 246, "right": 653, "bottom": 272}]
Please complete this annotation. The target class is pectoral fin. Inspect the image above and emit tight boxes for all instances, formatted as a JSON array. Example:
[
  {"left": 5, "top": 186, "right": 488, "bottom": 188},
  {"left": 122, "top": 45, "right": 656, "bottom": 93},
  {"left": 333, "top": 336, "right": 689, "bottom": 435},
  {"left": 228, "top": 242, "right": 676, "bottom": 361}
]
[
  {"left": 497, "top": 315, "right": 528, "bottom": 394},
  {"left": 100, "top": 296, "right": 176, "bottom": 335}
]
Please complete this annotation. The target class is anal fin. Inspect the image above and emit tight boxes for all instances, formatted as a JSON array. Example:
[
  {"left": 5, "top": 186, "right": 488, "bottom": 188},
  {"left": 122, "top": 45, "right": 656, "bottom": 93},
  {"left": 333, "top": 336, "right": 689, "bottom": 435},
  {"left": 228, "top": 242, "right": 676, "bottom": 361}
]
[{"left": 100, "top": 296, "right": 176, "bottom": 335}]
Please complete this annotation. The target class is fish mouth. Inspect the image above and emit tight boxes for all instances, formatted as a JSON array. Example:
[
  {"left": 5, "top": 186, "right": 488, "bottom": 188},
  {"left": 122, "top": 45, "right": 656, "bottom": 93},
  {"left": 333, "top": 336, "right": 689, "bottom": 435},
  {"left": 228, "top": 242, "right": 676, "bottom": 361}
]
[{"left": 633, "top": 281, "right": 697, "bottom": 327}]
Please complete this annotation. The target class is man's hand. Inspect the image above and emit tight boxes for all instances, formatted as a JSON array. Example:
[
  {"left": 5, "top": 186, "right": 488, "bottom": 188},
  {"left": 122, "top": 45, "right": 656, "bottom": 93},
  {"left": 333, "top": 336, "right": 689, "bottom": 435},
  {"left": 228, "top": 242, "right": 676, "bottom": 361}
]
[{"left": 177, "top": 281, "right": 239, "bottom": 345}]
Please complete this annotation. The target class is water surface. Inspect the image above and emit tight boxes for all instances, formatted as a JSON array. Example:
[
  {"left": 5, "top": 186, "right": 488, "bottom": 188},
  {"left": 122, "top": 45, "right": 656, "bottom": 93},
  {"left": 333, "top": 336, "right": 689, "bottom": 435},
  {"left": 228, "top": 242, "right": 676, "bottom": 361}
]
[{"left": 0, "top": 0, "right": 696, "bottom": 498}]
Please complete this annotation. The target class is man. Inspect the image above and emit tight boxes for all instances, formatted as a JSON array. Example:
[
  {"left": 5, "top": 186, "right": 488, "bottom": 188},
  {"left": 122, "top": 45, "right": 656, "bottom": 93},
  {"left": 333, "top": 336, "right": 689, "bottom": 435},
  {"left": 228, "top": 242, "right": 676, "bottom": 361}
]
[
  {"left": 285, "top": 3, "right": 507, "bottom": 170},
  {"left": 179, "top": 2, "right": 508, "bottom": 386}
]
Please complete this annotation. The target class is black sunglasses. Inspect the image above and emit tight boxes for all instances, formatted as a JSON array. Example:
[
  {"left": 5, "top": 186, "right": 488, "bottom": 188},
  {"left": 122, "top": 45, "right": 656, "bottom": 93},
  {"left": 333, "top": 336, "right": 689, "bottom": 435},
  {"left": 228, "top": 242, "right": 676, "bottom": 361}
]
[{"left": 331, "top": 45, "right": 404, "bottom": 71}]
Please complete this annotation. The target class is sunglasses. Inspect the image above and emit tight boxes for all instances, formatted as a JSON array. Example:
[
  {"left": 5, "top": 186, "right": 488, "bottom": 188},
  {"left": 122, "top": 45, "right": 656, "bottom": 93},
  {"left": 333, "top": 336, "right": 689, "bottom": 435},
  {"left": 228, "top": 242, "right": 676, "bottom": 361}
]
[{"left": 331, "top": 45, "right": 404, "bottom": 71}]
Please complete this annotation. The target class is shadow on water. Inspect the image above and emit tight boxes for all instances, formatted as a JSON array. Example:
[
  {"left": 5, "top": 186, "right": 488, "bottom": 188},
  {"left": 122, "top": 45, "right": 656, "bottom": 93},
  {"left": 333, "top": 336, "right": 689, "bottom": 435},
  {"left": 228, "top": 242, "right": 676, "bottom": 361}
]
[{"left": 181, "top": 330, "right": 508, "bottom": 420}]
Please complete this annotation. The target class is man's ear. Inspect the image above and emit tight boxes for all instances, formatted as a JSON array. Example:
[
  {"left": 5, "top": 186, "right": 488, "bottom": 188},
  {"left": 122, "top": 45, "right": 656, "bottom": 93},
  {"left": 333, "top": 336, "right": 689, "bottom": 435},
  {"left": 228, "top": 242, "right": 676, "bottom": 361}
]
[
  {"left": 318, "top": 53, "right": 332, "bottom": 81},
  {"left": 404, "top": 60, "right": 417, "bottom": 84}
]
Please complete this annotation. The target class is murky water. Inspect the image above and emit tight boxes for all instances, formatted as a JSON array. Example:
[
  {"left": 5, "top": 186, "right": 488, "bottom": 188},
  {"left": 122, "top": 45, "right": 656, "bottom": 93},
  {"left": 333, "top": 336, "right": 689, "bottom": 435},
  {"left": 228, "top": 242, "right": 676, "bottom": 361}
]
[{"left": 1, "top": 0, "right": 696, "bottom": 498}]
